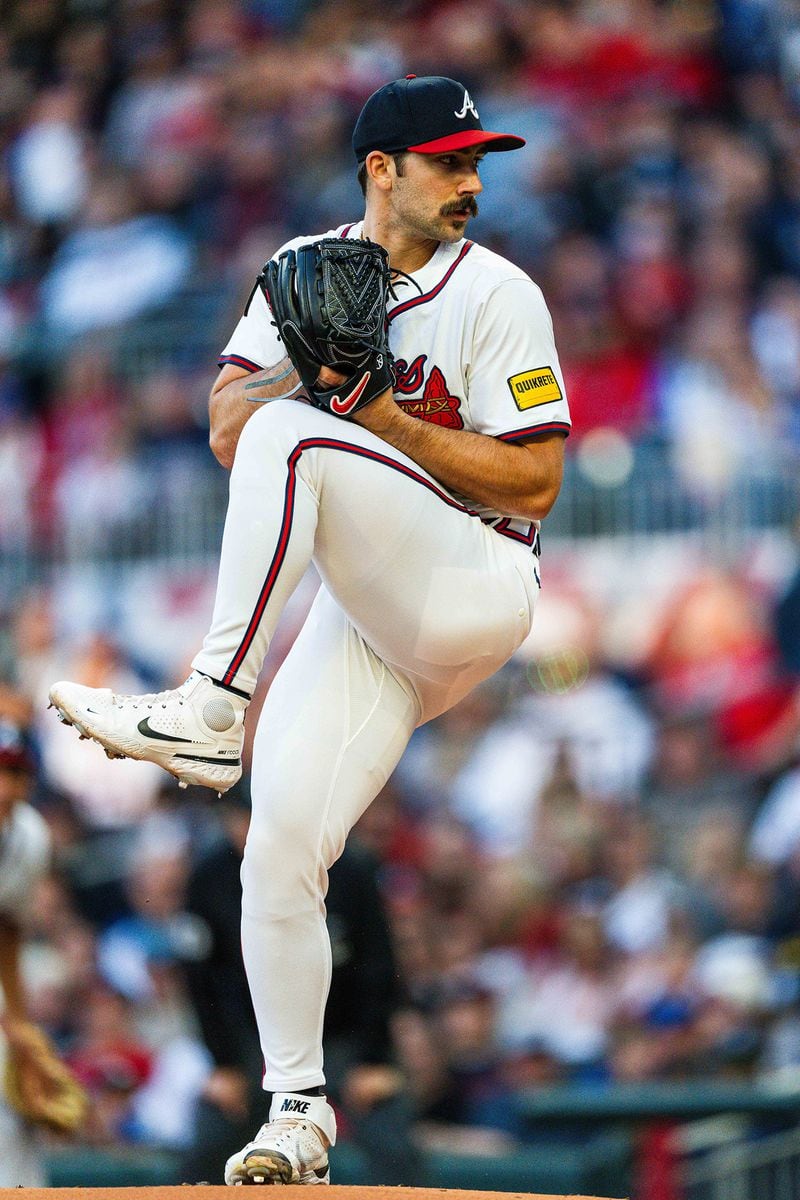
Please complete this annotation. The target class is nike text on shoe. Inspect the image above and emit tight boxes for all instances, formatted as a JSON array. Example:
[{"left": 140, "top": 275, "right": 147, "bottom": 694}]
[
  {"left": 224, "top": 1092, "right": 336, "bottom": 1186},
  {"left": 47, "top": 672, "right": 247, "bottom": 794}
]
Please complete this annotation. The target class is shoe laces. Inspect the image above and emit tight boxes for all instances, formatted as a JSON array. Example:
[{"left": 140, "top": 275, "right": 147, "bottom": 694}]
[
  {"left": 389, "top": 266, "right": 423, "bottom": 300},
  {"left": 112, "top": 686, "right": 184, "bottom": 711},
  {"left": 254, "top": 1117, "right": 322, "bottom": 1150}
]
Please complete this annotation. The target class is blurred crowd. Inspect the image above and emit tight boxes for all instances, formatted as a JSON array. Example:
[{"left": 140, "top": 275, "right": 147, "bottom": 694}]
[
  {"left": 3, "top": 0, "right": 800, "bottom": 1180},
  {"left": 3, "top": 0, "right": 800, "bottom": 553},
  {"left": 1, "top": 537, "right": 800, "bottom": 1166}
]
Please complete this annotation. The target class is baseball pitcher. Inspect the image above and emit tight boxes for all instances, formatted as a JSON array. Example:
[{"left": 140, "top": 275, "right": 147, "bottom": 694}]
[{"left": 50, "top": 75, "right": 571, "bottom": 1185}]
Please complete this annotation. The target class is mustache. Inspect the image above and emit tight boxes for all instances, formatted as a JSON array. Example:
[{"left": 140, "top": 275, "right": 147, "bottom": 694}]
[{"left": 440, "top": 197, "right": 478, "bottom": 218}]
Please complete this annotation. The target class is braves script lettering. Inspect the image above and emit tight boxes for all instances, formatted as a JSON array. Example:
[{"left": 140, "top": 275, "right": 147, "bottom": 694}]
[{"left": 393, "top": 355, "right": 428, "bottom": 394}]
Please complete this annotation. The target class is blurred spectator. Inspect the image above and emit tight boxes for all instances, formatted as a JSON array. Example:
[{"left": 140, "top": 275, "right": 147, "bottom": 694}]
[
  {"left": 427, "top": 978, "right": 517, "bottom": 1129},
  {"left": 545, "top": 233, "right": 658, "bottom": 442},
  {"left": 602, "top": 812, "right": 688, "bottom": 958},
  {"left": 8, "top": 85, "right": 89, "bottom": 226},
  {"left": 749, "top": 766, "right": 800, "bottom": 869},
  {"left": 40, "top": 173, "right": 192, "bottom": 341},
  {"left": 0, "top": 388, "right": 42, "bottom": 553},
  {"left": 643, "top": 712, "right": 759, "bottom": 872},
  {"left": 5, "top": 589, "right": 62, "bottom": 710},
  {"left": 38, "top": 634, "right": 163, "bottom": 832},
  {"left": 97, "top": 844, "right": 190, "bottom": 1006},
  {"left": 0, "top": 713, "right": 51, "bottom": 1186},
  {"left": 444, "top": 590, "right": 654, "bottom": 856},
  {"left": 67, "top": 984, "right": 153, "bottom": 1145},
  {"left": 496, "top": 904, "right": 617, "bottom": 1074},
  {"left": 773, "top": 528, "right": 800, "bottom": 671},
  {"left": 658, "top": 301, "right": 779, "bottom": 498}
]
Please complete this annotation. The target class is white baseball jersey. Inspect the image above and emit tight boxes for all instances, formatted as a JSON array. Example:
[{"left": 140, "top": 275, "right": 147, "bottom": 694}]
[{"left": 220, "top": 221, "right": 571, "bottom": 546}]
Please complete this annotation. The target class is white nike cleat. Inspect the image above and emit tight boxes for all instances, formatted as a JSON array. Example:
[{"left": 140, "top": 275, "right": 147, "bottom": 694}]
[
  {"left": 224, "top": 1092, "right": 336, "bottom": 1186},
  {"left": 48, "top": 671, "right": 247, "bottom": 793}
]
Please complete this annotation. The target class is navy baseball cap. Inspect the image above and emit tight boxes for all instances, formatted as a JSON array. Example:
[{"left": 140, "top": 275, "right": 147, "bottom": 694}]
[{"left": 352, "top": 75, "right": 526, "bottom": 161}]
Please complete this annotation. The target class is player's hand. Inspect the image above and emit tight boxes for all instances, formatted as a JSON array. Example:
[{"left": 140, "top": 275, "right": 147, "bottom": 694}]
[
  {"left": 316, "top": 366, "right": 398, "bottom": 432},
  {"left": 317, "top": 366, "right": 347, "bottom": 388},
  {"left": 349, "top": 386, "right": 403, "bottom": 434}
]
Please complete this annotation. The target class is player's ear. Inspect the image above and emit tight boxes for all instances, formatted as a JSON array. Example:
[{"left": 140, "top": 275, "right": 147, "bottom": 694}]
[{"left": 365, "top": 151, "right": 393, "bottom": 193}]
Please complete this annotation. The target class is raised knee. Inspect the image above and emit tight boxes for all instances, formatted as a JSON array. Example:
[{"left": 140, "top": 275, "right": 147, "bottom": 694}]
[
  {"left": 232, "top": 400, "right": 333, "bottom": 481},
  {"left": 248, "top": 398, "right": 332, "bottom": 442}
]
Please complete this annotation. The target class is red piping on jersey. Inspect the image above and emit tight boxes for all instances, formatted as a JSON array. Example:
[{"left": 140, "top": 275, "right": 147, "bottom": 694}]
[
  {"left": 498, "top": 421, "right": 571, "bottom": 441},
  {"left": 222, "top": 434, "right": 527, "bottom": 688},
  {"left": 491, "top": 518, "right": 540, "bottom": 551},
  {"left": 387, "top": 242, "right": 474, "bottom": 323},
  {"left": 340, "top": 224, "right": 357, "bottom": 238},
  {"left": 218, "top": 353, "right": 263, "bottom": 373}
]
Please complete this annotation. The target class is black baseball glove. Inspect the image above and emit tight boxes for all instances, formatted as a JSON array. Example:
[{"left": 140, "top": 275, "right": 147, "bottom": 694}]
[{"left": 258, "top": 238, "right": 394, "bottom": 418}]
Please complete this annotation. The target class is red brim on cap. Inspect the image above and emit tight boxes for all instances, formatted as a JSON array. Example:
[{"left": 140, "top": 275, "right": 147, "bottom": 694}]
[{"left": 408, "top": 129, "right": 526, "bottom": 153}]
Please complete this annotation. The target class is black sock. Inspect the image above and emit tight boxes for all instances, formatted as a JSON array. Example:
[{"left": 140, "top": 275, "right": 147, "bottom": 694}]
[{"left": 196, "top": 671, "right": 251, "bottom": 700}]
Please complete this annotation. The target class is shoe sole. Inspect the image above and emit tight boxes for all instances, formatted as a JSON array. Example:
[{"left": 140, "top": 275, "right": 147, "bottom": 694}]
[
  {"left": 48, "top": 690, "right": 241, "bottom": 795},
  {"left": 227, "top": 1150, "right": 329, "bottom": 1186}
]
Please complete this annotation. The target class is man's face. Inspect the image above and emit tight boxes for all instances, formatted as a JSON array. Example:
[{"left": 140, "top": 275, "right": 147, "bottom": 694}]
[{"left": 387, "top": 147, "right": 485, "bottom": 243}]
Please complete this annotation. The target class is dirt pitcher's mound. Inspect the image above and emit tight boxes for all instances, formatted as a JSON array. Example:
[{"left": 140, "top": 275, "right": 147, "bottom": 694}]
[{"left": 0, "top": 1189, "right": 618, "bottom": 1199}]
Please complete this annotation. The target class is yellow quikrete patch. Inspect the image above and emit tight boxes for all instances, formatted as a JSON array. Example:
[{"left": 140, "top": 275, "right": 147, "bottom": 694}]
[{"left": 508, "top": 367, "right": 563, "bottom": 409}]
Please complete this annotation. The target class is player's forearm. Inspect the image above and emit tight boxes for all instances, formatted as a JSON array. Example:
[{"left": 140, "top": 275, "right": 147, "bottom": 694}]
[
  {"left": 0, "top": 918, "right": 26, "bottom": 1020},
  {"left": 354, "top": 395, "right": 563, "bottom": 520},
  {"left": 209, "top": 359, "right": 301, "bottom": 470}
]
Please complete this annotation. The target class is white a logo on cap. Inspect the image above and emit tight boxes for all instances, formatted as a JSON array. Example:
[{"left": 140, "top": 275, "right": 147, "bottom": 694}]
[{"left": 454, "top": 89, "right": 479, "bottom": 120}]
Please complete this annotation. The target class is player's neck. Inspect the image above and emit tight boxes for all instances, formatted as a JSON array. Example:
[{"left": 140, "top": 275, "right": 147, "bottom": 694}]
[{"left": 361, "top": 213, "right": 439, "bottom": 275}]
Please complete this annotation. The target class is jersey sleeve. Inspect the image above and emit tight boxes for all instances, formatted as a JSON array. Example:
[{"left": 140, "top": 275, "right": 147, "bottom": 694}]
[
  {"left": 467, "top": 277, "right": 571, "bottom": 441},
  {"left": 218, "top": 283, "right": 284, "bottom": 374}
]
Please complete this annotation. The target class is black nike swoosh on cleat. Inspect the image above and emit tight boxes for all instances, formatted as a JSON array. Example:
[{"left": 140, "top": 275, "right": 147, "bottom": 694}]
[
  {"left": 137, "top": 717, "right": 195, "bottom": 743},
  {"left": 173, "top": 753, "right": 242, "bottom": 766}
]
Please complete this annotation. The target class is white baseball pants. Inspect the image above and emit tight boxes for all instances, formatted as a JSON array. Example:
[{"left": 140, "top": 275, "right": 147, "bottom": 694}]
[{"left": 192, "top": 400, "right": 539, "bottom": 1091}]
